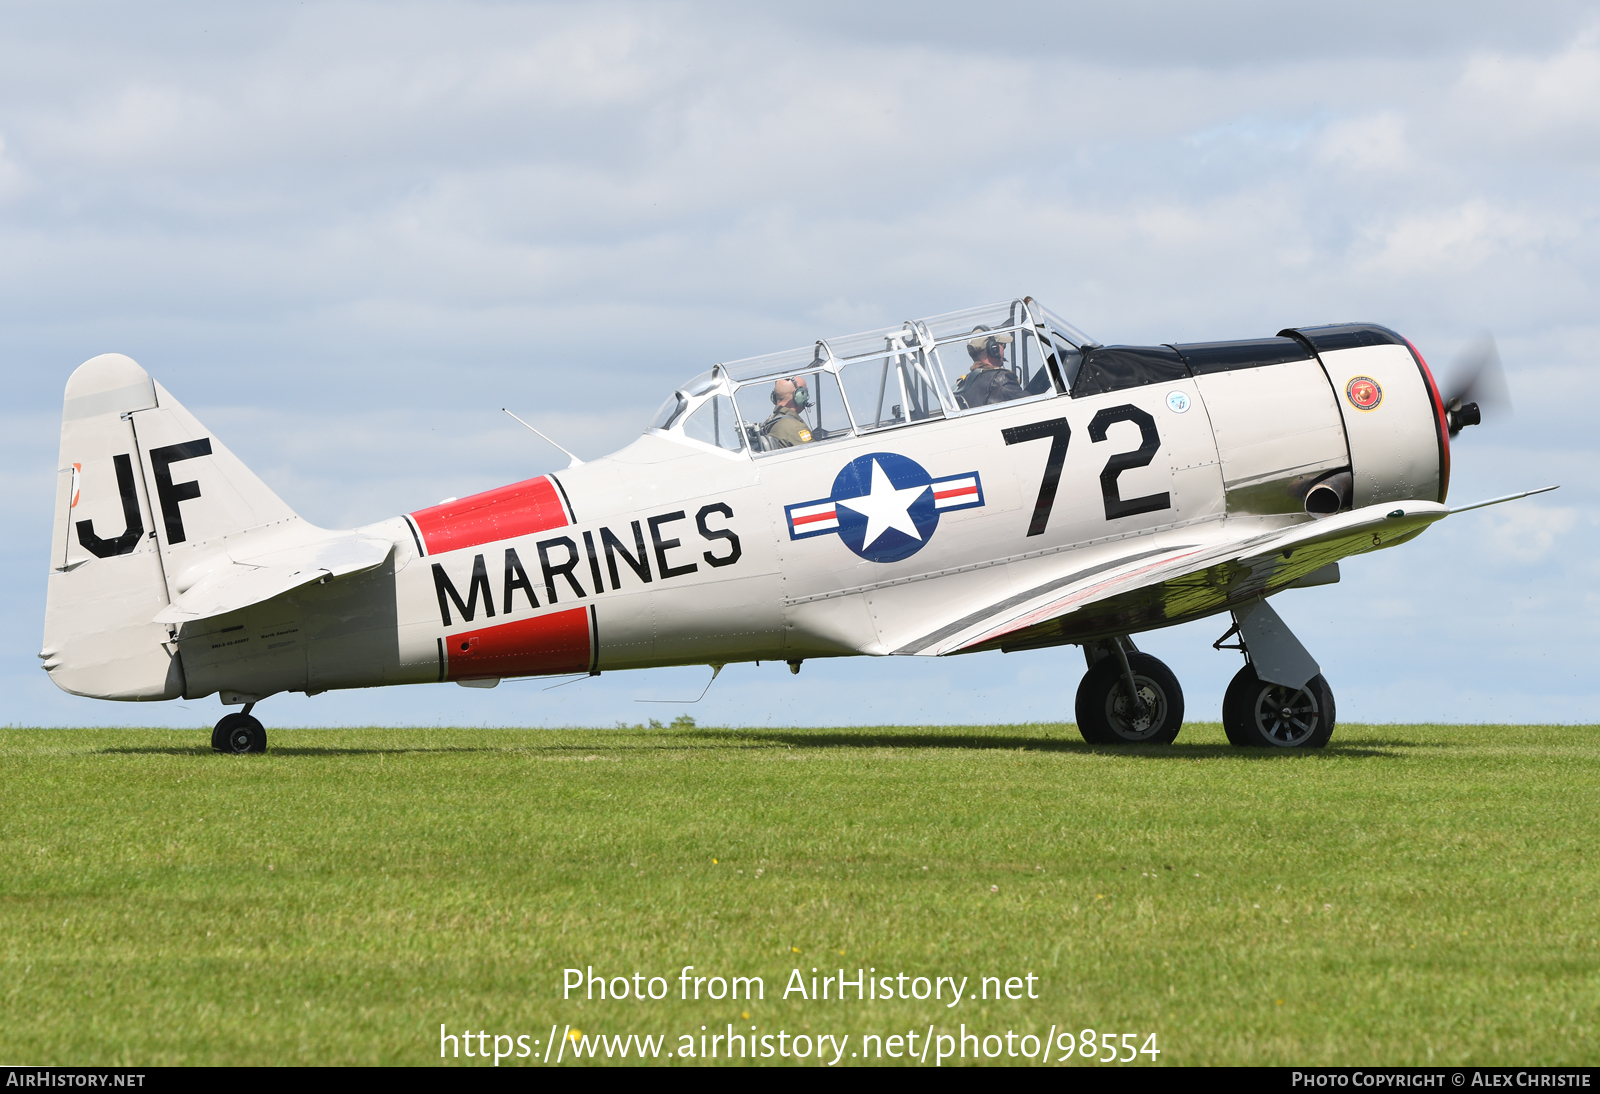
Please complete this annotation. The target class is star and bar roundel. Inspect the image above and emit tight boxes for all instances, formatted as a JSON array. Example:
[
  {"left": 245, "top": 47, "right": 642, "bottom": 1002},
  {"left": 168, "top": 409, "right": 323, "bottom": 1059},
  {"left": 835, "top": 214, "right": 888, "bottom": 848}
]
[{"left": 784, "top": 452, "right": 985, "bottom": 563}]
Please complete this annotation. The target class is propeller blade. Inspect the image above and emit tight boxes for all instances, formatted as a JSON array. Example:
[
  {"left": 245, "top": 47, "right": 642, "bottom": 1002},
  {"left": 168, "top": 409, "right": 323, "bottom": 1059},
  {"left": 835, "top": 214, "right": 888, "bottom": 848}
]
[{"left": 1442, "top": 333, "right": 1511, "bottom": 436}]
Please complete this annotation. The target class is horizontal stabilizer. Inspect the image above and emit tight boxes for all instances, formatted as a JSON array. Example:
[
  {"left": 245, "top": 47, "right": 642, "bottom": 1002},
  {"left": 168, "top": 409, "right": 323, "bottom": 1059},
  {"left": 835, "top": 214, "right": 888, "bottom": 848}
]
[{"left": 154, "top": 536, "right": 393, "bottom": 625}]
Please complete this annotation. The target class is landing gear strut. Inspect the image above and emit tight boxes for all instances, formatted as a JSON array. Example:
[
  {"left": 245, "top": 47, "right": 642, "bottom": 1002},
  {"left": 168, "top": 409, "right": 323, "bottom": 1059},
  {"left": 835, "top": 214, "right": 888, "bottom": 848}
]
[
  {"left": 1215, "top": 598, "right": 1337, "bottom": 748},
  {"left": 212, "top": 702, "right": 267, "bottom": 753},
  {"left": 1075, "top": 638, "right": 1185, "bottom": 745}
]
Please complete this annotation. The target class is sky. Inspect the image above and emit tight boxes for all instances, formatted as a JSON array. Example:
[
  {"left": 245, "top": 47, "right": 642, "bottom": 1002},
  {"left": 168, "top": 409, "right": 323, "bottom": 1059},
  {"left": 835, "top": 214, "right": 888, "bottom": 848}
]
[{"left": 2, "top": 1, "right": 1596, "bottom": 728}]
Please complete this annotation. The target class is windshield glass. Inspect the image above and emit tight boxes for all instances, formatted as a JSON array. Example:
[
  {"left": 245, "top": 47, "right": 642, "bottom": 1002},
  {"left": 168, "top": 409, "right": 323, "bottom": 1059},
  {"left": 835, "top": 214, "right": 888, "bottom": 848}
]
[
  {"left": 1031, "top": 303, "right": 1093, "bottom": 348},
  {"left": 681, "top": 395, "right": 745, "bottom": 452},
  {"left": 1031, "top": 301, "right": 1091, "bottom": 390},
  {"left": 681, "top": 369, "right": 722, "bottom": 397},
  {"left": 650, "top": 392, "right": 687, "bottom": 431}
]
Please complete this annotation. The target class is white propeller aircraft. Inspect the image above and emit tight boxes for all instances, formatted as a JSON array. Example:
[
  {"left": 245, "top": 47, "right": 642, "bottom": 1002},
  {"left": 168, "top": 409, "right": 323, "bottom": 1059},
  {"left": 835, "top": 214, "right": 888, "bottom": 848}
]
[{"left": 42, "top": 297, "right": 1548, "bottom": 753}]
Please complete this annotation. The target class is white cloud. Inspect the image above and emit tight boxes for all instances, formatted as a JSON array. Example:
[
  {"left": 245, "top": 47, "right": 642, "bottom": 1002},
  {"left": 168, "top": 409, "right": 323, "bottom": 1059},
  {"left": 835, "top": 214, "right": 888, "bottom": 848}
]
[
  {"left": 0, "top": 135, "right": 22, "bottom": 201},
  {"left": 1480, "top": 504, "right": 1579, "bottom": 564},
  {"left": 1455, "top": 22, "right": 1600, "bottom": 162},
  {"left": 1355, "top": 200, "right": 1559, "bottom": 279},
  {"left": 1314, "top": 112, "right": 1412, "bottom": 175}
]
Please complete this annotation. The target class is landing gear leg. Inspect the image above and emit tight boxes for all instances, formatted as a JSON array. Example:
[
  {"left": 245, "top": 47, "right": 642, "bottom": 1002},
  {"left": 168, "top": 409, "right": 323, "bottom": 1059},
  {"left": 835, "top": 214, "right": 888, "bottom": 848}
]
[
  {"left": 212, "top": 702, "right": 267, "bottom": 754},
  {"left": 1075, "top": 637, "right": 1185, "bottom": 745},
  {"left": 1215, "top": 599, "right": 1337, "bottom": 748}
]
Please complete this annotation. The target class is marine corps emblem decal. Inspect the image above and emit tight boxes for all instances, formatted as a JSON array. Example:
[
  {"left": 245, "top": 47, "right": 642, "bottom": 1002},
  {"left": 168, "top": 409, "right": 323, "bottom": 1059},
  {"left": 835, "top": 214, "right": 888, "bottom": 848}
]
[{"left": 1345, "top": 376, "right": 1382, "bottom": 411}]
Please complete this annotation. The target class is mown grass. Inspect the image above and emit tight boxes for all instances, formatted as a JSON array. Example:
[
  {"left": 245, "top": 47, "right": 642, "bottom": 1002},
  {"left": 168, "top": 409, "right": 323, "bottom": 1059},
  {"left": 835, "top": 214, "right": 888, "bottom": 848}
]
[{"left": 1, "top": 722, "right": 1596, "bottom": 1066}]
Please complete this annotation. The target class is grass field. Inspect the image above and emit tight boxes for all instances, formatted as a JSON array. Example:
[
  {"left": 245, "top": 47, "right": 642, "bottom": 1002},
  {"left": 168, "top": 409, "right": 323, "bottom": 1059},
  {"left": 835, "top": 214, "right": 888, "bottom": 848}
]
[{"left": 1, "top": 721, "right": 1597, "bottom": 1067}]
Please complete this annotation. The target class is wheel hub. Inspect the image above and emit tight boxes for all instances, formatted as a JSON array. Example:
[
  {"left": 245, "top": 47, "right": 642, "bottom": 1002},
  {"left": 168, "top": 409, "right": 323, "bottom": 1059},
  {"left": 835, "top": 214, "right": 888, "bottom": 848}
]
[
  {"left": 1106, "top": 679, "right": 1166, "bottom": 741},
  {"left": 1254, "top": 684, "right": 1320, "bottom": 746}
]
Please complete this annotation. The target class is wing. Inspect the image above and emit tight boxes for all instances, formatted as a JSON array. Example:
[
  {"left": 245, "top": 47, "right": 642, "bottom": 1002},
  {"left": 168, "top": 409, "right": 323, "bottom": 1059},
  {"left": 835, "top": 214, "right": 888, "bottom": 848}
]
[{"left": 884, "top": 500, "right": 1449, "bottom": 657}]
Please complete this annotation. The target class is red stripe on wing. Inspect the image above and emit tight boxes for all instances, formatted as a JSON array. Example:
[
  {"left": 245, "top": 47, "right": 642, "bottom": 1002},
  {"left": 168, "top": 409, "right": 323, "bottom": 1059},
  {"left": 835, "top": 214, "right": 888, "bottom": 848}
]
[
  {"left": 410, "top": 475, "right": 568, "bottom": 554},
  {"left": 948, "top": 549, "right": 1205, "bottom": 654}
]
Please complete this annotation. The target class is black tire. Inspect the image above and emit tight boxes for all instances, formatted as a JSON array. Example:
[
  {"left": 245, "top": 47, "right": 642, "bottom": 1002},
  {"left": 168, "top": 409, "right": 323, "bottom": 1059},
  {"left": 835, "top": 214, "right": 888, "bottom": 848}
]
[
  {"left": 212, "top": 713, "right": 267, "bottom": 754},
  {"left": 1220, "top": 703, "right": 1249, "bottom": 746},
  {"left": 1222, "top": 664, "right": 1335, "bottom": 748},
  {"left": 1074, "top": 652, "right": 1185, "bottom": 745}
]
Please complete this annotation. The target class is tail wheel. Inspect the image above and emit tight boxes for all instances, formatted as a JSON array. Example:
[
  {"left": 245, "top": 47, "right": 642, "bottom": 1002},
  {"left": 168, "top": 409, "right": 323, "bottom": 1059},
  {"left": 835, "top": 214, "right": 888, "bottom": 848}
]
[
  {"left": 1075, "top": 652, "right": 1185, "bottom": 745},
  {"left": 1222, "top": 664, "right": 1336, "bottom": 748},
  {"left": 212, "top": 712, "right": 267, "bottom": 754}
]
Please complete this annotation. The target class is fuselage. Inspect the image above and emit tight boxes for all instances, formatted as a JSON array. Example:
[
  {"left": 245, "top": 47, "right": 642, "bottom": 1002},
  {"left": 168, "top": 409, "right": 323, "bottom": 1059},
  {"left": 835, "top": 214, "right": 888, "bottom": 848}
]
[{"left": 43, "top": 304, "right": 1450, "bottom": 705}]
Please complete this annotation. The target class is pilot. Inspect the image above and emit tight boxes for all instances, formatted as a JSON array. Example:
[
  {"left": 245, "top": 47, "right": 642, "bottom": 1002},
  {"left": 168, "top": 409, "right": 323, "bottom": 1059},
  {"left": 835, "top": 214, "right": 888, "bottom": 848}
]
[
  {"left": 957, "top": 327, "right": 1024, "bottom": 408},
  {"left": 762, "top": 376, "right": 815, "bottom": 447}
]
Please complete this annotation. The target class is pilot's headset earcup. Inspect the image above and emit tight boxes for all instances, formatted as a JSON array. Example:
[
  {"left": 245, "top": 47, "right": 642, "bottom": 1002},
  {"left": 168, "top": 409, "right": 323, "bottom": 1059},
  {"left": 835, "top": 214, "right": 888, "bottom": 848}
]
[
  {"left": 967, "top": 325, "right": 998, "bottom": 361},
  {"left": 793, "top": 382, "right": 812, "bottom": 410}
]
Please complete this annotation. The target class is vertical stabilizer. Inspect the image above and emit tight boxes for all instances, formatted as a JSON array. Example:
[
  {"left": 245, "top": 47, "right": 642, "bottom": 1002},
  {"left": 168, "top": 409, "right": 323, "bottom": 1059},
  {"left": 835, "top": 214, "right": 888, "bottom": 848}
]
[{"left": 41, "top": 353, "right": 305, "bottom": 701}]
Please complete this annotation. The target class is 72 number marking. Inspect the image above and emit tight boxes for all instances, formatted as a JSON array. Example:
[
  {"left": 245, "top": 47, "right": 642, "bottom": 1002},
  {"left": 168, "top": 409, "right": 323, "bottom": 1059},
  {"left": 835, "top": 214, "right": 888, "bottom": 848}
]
[{"left": 1003, "top": 404, "right": 1172, "bottom": 536}]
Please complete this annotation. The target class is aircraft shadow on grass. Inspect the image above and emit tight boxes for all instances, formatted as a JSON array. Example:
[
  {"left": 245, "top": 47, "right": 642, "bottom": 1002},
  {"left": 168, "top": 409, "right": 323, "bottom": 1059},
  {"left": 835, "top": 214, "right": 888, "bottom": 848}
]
[
  {"left": 96, "top": 743, "right": 626, "bottom": 757},
  {"left": 94, "top": 730, "right": 1440, "bottom": 760},
  {"left": 684, "top": 730, "right": 1407, "bottom": 759}
]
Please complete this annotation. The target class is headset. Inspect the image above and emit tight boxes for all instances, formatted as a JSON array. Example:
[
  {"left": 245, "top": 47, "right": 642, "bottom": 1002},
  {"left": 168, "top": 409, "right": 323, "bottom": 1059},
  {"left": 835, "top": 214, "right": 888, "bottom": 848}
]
[
  {"left": 967, "top": 334, "right": 1007, "bottom": 363},
  {"left": 770, "top": 376, "right": 813, "bottom": 410}
]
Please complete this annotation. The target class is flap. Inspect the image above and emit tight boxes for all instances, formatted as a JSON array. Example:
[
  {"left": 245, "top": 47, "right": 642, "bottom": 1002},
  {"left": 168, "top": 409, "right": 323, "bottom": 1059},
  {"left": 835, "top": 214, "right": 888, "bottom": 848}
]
[{"left": 154, "top": 535, "right": 393, "bottom": 625}]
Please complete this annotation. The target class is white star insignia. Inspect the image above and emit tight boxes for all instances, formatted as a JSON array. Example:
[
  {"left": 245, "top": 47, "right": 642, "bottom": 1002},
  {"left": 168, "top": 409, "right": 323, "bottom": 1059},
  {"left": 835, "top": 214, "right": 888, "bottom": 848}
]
[{"left": 836, "top": 459, "right": 930, "bottom": 551}]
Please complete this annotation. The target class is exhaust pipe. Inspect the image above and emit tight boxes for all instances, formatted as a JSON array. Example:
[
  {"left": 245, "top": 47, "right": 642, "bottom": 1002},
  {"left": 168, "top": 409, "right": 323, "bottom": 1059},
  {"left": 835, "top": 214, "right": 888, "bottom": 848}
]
[{"left": 1304, "top": 471, "right": 1351, "bottom": 516}]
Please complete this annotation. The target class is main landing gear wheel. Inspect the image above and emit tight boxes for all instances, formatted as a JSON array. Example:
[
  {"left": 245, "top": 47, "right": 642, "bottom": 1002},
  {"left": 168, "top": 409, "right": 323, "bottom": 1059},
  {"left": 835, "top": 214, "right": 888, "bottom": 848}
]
[
  {"left": 212, "top": 712, "right": 267, "bottom": 754},
  {"left": 1222, "top": 664, "right": 1336, "bottom": 749},
  {"left": 1075, "top": 652, "right": 1185, "bottom": 745}
]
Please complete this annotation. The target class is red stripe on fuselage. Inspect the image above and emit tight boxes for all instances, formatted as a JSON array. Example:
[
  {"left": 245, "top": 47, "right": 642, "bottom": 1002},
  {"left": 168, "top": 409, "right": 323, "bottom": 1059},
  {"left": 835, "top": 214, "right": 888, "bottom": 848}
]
[
  {"left": 447, "top": 608, "right": 592, "bottom": 680},
  {"left": 410, "top": 475, "right": 569, "bottom": 554},
  {"left": 1403, "top": 338, "right": 1451, "bottom": 505}
]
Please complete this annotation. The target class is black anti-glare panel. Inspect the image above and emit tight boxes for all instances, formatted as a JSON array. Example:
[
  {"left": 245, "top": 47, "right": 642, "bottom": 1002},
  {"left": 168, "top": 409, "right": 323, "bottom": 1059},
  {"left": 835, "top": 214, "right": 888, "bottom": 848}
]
[
  {"left": 1071, "top": 345, "right": 1190, "bottom": 399},
  {"left": 1281, "top": 323, "right": 1406, "bottom": 353},
  {"left": 1171, "top": 337, "right": 1313, "bottom": 375}
]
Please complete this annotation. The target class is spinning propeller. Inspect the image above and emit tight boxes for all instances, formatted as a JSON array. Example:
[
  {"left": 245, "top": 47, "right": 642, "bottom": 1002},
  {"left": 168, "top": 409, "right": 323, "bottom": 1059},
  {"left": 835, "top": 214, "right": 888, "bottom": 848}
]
[{"left": 1440, "top": 333, "right": 1511, "bottom": 437}]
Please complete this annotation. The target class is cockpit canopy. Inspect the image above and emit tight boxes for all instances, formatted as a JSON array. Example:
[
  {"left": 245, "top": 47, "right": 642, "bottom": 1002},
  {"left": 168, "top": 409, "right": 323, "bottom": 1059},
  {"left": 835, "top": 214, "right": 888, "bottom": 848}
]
[{"left": 647, "top": 297, "right": 1094, "bottom": 456}]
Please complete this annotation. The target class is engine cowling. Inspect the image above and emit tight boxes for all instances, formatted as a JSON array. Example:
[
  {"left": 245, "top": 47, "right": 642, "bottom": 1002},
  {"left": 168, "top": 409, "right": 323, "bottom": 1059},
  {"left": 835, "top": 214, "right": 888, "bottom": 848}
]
[{"left": 1282, "top": 323, "right": 1450, "bottom": 508}]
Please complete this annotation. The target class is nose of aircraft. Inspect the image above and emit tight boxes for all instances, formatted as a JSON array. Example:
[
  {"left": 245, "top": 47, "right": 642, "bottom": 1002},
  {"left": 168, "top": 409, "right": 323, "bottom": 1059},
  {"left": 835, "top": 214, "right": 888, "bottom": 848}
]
[{"left": 1441, "top": 333, "right": 1511, "bottom": 437}]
